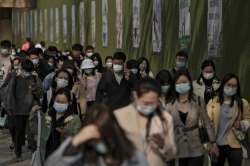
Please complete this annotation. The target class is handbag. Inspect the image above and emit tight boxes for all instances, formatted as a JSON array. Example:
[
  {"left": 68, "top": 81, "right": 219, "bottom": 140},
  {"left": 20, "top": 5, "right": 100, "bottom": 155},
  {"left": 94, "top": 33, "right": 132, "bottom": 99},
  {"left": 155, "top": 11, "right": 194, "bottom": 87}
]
[
  {"left": 197, "top": 97, "right": 210, "bottom": 144},
  {"left": 31, "top": 111, "right": 44, "bottom": 166}
]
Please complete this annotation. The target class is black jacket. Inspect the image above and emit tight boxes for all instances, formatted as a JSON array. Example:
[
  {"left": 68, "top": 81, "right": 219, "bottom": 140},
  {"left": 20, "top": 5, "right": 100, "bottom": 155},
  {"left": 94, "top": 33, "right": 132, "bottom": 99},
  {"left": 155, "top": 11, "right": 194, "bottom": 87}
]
[
  {"left": 96, "top": 70, "right": 132, "bottom": 110},
  {"left": 35, "top": 59, "right": 54, "bottom": 81}
]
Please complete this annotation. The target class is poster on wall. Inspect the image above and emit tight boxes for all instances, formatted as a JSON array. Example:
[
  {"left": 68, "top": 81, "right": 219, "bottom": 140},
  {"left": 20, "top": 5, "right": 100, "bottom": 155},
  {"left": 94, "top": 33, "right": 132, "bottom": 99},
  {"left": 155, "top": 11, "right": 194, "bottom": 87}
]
[
  {"left": 116, "top": 0, "right": 123, "bottom": 49},
  {"left": 132, "top": 0, "right": 140, "bottom": 48},
  {"left": 50, "top": 8, "right": 54, "bottom": 42},
  {"left": 79, "top": 1, "right": 85, "bottom": 46},
  {"left": 208, "top": 0, "right": 222, "bottom": 57},
  {"left": 152, "top": 0, "right": 162, "bottom": 53},
  {"left": 179, "top": 0, "right": 191, "bottom": 49},
  {"left": 34, "top": 10, "right": 38, "bottom": 40},
  {"left": 102, "top": 0, "right": 108, "bottom": 47},
  {"left": 39, "top": 9, "right": 44, "bottom": 39},
  {"left": 91, "top": 0, "right": 96, "bottom": 47},
  {"left": 55, "top": 8, "right": 60, "bottom": 44},
  {"left": 44, "top": 8, "right": 48, "bottom": 42},
  {"left": 62, "top": 4, "right": 68, "bottom": 44},
  {"left": 71, "top": 4, "right": 76, "bottom": 44}
]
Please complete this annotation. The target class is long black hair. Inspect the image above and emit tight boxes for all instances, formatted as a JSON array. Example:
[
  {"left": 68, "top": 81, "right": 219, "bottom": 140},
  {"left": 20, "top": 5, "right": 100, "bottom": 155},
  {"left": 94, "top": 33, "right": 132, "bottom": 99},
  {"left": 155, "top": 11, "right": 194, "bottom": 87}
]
[
  {"left": 137, "top": 57, "right": 150, "bottom": 74},
  {"left": 83, "top": 103, "right": 135, "bottom": 163},
  {"left": 91, "top": 53, "right": 105, "bottom": 73},
  {"left": 134, "top": 78, "right": 168, "bottom": 138},
  {"left": 156, "top": 69, "right": 173, "bottom": 103},
  {"left": 217, "top": 73, "right": 243, "bottom": 110},
  {"left": 171, "top": 70, "right": 194, "bottom": 103}
]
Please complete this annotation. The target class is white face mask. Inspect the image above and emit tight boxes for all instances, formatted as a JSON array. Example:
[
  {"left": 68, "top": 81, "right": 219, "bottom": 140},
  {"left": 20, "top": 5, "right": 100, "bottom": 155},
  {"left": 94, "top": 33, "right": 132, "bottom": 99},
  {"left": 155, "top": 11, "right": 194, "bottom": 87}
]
[
  {"left": 53, "top": 102, "right": 68, "bottom": 113},
  {"left": 56, "top": 78, "right": 69, "bottom": 88},
  {"left": 113, "top": 64, "right": 123, "bottom": 73},
  {"left": 86, "top": 52, "right": 93, "bottom": 57},
  {"left": 161, "top": 85, "right": 170, "bottom": 94},
  {"left": 203, "top": 72, "right": 214, "bottom": 80},
  {"left": 32, "top": 59, "right": 39, "bottom": 66},
  {"left": 136, "top": 102, "right": 157, "bottom": 116},
  {"left": 84, "top": 68, "right": 94, "bottom": 75}
]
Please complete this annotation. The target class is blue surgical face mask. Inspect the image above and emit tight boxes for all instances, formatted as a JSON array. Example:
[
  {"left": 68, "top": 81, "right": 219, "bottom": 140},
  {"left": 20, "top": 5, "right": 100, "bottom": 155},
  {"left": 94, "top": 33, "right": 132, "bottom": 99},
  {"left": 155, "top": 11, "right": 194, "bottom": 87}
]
[
  {"left": 136, "top": 102, "right": 157, "bottom": 116},
  {"left": 175, "top": 83, "right": 191, "bottom": 94},
  {"left": 94, "top": 141, "right": 108, "bottom": 155},
  {"left": 53, "top": 102, "right": 68, "bottom": 113},
  {"left": 176, "top": 61, "right": 186, "bottom": 69},
  {"left": 223, "top": 86, "right": 237, "bottom": 97},
  {"left": 56, "top": 78, "right": 69, "bottom": 88},
  {"left": 161, "top": 85, "right": 170, "bottom": 94},
  {"left": 130, "top": 68, "right": 138, "bottom": 75}
]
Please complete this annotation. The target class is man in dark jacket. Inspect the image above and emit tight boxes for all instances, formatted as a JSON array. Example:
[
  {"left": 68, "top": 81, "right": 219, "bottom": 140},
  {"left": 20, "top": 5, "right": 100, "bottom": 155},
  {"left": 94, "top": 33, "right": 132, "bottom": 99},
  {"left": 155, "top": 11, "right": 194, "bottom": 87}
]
[
  {"left": 5, "top": 59, "right": 43, "bottom": 161},
  {"left": 96, "top": 52, "right": 131, "bottom": 110},
  {"left": 28, "top": 48, "right": 54, "bottom": 81}
]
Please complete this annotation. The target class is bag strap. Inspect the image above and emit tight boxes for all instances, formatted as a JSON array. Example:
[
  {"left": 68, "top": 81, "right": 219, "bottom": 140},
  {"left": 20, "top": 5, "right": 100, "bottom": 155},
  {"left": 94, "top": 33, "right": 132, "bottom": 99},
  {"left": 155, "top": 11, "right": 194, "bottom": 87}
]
[{"left": 36, "top": 111, "right": 41, "bottom": 149}]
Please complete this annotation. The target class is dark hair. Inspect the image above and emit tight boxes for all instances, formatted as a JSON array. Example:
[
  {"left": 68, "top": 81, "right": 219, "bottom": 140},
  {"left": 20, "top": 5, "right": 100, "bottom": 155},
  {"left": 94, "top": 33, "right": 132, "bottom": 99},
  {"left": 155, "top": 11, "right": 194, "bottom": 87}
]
[
  {"left": 134, "top": 78, "right": 168, "bottom": 140},
  {"left": 84, "top": 103, "right": 135, "bottom": 163},
  {"left": 52, "top": 69, "right": 74, "bottom": 90},
  {"left": 21, "top": 59, "right": 34, "bottom": 72},
  {"left": 61, "top": 60, "right": 78, "bottom": 82},
  {"left": 172, "top": 70, "right": 194, "bottom": 103},
  {"left": 49, "top": 88, "right": 74, "bottom": 128},
  {"left": 135, "top": 77, "right": 161, "bottom": 98},
  {"left": 176, "top": 50, "right": 188, "bottom": 59},
  {"left": 137, "top": 57, "right": 150, "bottom": 74},
  {"left": 85, "top": 45, "right": 94, "bottom": 52},
  {"left": 0, "top": 40, "right": 11, "bottom": 49},
  {"left": 113, "top": 52, "right": 126, "bottom": 62},
  {"left": 217, "top": 73, "right": 242, "bottom": 110},
  {"left": 40, "top": 41, "right": 45, "bottom": 47},
  {"left": 197, "top": 59, "right": 219, "bottom": 85},
  {"left": 126, "top": 59, "right": 139, "bottom": 69},
  {"left": 28, "top": 48, "right": 40, "bottom": 56},
  {"left": 72, "top": 43, "right": 83, "bottom": 52},
  {"left": 105, "top": 56, "right": 113, "bottom": 62},
  {"left": 91, "top": 53, "right": 104, "bottom": 73},
  {"left": 156, "top": 70, "right": 173, "bottom": 102}
]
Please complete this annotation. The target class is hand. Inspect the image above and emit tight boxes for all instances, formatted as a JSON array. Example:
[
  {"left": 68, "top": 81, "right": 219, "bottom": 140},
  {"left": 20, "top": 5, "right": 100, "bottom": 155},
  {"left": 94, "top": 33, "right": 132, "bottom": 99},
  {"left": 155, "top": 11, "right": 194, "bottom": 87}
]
[
  {"left": 150, "top": 134, "right": 164, "bottom": 149},
  {"left": 210, "top": 143, "right": 219, "bottom": 156},
  {"left": 72, "top": 124, "right": 100, "bottom": 147},
  {"left": 31, "top": 105, "right": 42, "bottom": 112}
]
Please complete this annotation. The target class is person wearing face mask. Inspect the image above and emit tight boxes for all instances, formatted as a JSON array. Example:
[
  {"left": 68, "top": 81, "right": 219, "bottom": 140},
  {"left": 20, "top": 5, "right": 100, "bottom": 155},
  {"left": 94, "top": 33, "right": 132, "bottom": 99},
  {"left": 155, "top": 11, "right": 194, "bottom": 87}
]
[
  {"left": 91, "top": 53, "right": 105, "bottom": 74},
  {"left": 207, "top": 73, "right": 250, "bottom": 166},
  {"left": 104, "top": 56, "right": 113, "bottom": 71},
  {"left": 45, "top": 104, "right": 148, "bottom": 166},
  {"left": 42, "top": 69, "right": 77, "bottom": 114},
  {"left": 1, "top": 59, "right": 43, "bottom": 162},
  {"left": 137, "top": 57, "right": 154, "bottom": 79},
  {"left": 0, "top": 40, "right": 12, "bottom": 87},
  {"left": 166, "top": 71, "right": 217, "bottom": 166},
  {"left": 45, "top": 88, "right": 81, "bottom": 157},
  {"left": 156, "top": 70, "right": 173, "bottom": 107},
  {"left": 115, "top": 78, "right": 176, "bottom": 166},
  {"left": 79, "top": 59, "right": 102, "bottom": 112},
  {"left": 170, "top": 50, "right": 189, "bottom": 77},
  {"left": 96, "top": 52, "right": 132, "bottom": 110},
  {"left": 193, "top": 60, "right": 220, "bottom": 104},
  {"left": 85, "top": 45, "right": 95, "bottom": 59},
  {"left": 28, "top": 48, "right": 54, "bottom": 81}
]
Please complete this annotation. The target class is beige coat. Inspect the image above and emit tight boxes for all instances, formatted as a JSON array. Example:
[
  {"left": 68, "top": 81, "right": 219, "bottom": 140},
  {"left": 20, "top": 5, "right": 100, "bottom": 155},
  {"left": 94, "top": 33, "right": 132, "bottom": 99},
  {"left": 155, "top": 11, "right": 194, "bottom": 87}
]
[
  {"left": 115, "top": 104, "right": 176, "bottom": 166},
  {"left": 166, "top": 98, "right": 216, "bottom": 158},
  {"left": 207, "top": 97, "right": 250, "bottom": 148},
  {"left": 193, "top": 79, "right": 220, "bottom": 101}
]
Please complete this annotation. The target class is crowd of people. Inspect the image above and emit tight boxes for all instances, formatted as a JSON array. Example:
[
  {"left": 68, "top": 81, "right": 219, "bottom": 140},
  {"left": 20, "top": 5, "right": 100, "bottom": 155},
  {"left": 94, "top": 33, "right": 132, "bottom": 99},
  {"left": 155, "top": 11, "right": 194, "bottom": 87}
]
[{"left": 0, "top": 38, "right": 249, "bottom": 166}]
